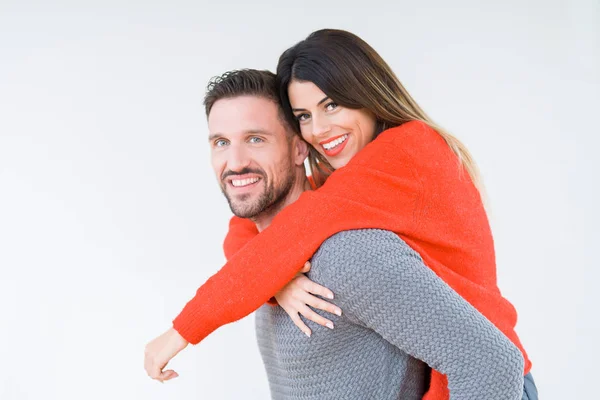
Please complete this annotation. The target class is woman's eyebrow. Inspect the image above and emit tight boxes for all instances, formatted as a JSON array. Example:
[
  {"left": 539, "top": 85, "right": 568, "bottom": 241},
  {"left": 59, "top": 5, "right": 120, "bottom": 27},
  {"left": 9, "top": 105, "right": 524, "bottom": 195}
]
[{"left": 292, "top": 96, "right": 330, "bottom": 112}]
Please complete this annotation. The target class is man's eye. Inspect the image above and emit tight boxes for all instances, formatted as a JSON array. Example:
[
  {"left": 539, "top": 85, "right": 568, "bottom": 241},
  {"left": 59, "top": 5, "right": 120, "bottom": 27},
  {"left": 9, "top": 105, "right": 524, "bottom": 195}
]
[
  {"left": 296, "top": 113, "right": 310, "bottom": 122},
  {"left": 249, "top": 137, "right": 264, "bottom": 144},
  {"left": 325, "top": 101, "right": 338, "bottom": 111},
  {"left": 215, "top": 139, "right": 228, "bottom": 147}
]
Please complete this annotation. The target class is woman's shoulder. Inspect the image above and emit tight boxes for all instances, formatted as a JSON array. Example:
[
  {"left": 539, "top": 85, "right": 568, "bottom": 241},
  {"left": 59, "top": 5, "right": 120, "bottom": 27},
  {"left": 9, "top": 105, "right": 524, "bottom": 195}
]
[
  {"left": 377, "top": 121, "right": 445, "bottom": 152},
  {"left": 361, "top": 121, "right": 452, "bottom": 168},
  {"left": 343, "top": 121, "right": 444, "bottom": 172}
]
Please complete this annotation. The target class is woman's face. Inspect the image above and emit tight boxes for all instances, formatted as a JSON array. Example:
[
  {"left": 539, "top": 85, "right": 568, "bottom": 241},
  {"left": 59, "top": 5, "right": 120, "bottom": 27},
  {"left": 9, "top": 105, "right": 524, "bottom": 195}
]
[{"left": 288, "top": 80, "right": 377, "bottom": 169}]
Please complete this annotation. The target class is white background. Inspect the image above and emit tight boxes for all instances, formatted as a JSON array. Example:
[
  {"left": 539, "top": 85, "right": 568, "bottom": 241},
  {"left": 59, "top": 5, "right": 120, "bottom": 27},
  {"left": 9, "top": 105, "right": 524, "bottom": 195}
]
[{"left": 1, "top": 1, "right": 598, "bottom": 399}]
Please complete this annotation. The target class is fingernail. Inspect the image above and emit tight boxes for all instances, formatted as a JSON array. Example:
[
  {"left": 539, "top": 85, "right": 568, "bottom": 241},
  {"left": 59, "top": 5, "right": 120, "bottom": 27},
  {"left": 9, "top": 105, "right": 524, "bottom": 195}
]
[
  {"left": 326, "top": 322, "right": 334, "bottom": 329},
  {"left": 305, "top": 330, "right": 311, "bottom": 337},
  {"left": 327, "top": 293, "right": 334, "bottom": 299},
  {"left": 335, "top": 309, "right": 342, "bottom": 316}
]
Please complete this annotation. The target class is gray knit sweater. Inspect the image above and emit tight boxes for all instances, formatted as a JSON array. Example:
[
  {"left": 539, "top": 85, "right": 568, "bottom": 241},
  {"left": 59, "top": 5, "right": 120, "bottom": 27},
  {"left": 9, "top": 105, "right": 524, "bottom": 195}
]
[{"left": 255, "top": 229, "right": 525, "bottom": 399}]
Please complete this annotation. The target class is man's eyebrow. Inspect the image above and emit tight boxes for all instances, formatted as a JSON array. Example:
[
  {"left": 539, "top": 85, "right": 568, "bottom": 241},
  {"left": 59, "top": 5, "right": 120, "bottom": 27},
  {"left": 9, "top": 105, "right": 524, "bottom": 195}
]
[
  {"left": 208, "top": 130, "right": 273, "bottom": 142},
  {"left": 291, "top": 96, "right": 330, "bottom": 112},
  {"left": 246, "top": 129, "right": 273, "bottom": 136},
  {"left": 208, "top": 133, "right": 222, "bottom": 142}
]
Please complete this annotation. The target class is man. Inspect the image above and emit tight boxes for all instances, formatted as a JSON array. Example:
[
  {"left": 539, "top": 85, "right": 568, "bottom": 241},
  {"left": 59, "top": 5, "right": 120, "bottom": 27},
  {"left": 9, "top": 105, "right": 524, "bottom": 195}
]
[{"left": 145, "top": 70, "right": 525, "bottom": 399}]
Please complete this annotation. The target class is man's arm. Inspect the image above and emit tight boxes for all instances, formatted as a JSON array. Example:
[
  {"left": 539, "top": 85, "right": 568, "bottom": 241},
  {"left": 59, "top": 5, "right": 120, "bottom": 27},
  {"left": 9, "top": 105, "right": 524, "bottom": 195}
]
[{"left": 312, "top": 229, "right": 524, "bottom": 400}]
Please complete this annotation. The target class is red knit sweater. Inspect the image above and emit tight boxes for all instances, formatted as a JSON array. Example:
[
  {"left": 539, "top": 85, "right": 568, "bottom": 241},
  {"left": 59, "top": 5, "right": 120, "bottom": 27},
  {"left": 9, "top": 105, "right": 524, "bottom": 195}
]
[{"left": 173, "top": 121, "right": 531, "bottom": 399}]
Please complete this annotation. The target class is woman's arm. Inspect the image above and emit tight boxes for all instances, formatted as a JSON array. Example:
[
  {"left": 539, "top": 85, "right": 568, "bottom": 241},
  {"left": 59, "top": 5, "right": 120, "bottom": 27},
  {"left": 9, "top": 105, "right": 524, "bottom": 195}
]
[
  {"left": 224, "top": 217, "right": 343, "bottom": 334},
  {"left": 173, "top": 126, "right": 422, "bottom": 344},
  {"left": 222, "top": 216, "right": 258, "bottom": 260},
  {"left": 311, "top": 229, "right": 525, "bottom": 399},
  {"left": 222, "top": 175, "right": 320, "bottom": 260}
]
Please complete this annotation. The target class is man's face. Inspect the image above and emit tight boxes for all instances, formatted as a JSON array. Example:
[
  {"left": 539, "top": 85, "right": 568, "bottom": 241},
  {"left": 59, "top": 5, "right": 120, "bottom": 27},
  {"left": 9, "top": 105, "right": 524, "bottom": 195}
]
[{"left": 208, "top": 95, "right": 298, "bottom": 219}]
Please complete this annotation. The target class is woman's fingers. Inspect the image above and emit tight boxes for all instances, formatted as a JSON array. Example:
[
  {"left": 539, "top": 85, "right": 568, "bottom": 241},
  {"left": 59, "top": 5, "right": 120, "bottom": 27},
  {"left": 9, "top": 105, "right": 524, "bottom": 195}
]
[
  {"left": 300, "top": 261, "right": 311, "bottom": 274},
  {"left": 161, "top": 370, "right": 179, "bottom": 382},
  {"left": 276, "top": 272, "right": 341, "bottom": 336},
  {"left": 285, "top": 309, "right": 312, "bottom": 337},
  {"left": 301, "top": 291, "right": 342, "bottom": 317},
  {"left": 298, "top": 275, "right": 334, "bottom": 300},
  {"left": 298, "top": 304, "right": 335, "bottom": 330}
]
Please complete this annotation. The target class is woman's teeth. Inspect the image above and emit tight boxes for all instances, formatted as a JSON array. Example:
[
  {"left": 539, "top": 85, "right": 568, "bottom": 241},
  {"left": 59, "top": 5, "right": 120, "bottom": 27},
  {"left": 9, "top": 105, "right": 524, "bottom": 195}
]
[
  {"left": 231, "top": 177, "right": 260, "bottom": 187},
  {"left": 323, "top": 134, "right": 348, "bottom": 150}
]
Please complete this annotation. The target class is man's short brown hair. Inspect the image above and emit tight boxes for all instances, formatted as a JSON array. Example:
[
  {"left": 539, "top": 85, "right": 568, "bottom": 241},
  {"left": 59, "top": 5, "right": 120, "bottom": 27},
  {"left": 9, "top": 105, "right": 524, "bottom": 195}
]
[{"left": 204, "top": 70, "right": 293, "bottom": 136}]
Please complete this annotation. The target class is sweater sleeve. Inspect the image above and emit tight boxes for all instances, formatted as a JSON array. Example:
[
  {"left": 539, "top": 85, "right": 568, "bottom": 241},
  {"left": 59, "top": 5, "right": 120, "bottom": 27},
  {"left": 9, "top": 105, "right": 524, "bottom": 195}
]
[
  {"left": 172, "top": 125, "right": 423, "bottom": 344},
  {"left": 222, "top": 175, "right": 317, "bottom": 260},
  {"left": 311, "top": 229, "right": 525, "bottom": 400},
  {"left": 222, "top": 216, "right": 258, "bottom": 261},
  {"left": 223, "top": 216, "right": 280, "bottom": 306}
]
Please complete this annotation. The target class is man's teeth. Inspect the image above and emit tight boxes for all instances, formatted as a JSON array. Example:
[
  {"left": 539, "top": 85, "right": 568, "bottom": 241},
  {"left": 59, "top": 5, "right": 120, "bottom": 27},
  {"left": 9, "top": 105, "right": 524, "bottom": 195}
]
[
  {"left": 231, "top": 177, "right": 260, "bottom": 187},
  {"left": 323, "top": 134, "right": 348, "bottom": 150}
]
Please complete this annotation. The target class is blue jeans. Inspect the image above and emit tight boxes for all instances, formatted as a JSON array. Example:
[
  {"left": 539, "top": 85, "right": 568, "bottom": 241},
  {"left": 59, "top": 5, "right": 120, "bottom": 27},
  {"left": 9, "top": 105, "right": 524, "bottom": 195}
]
[{"left": 522, "top": 373, "right": 538, "bottom": 399}]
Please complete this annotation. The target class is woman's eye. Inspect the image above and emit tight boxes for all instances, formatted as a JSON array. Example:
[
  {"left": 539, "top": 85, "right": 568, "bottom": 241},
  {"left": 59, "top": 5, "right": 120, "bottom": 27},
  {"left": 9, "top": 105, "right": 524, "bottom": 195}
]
[
  {"left": 249, "top": 137, "right": 264, "bottom": 144},
  {"left": 325, "top": 101, "right": 338, "bottom": 111},
  {"left": 296, "top": 113, "right": 310, "bottom": 122},
  {"left": 215, "top": 139, "right": 228, "bottom": 147}
]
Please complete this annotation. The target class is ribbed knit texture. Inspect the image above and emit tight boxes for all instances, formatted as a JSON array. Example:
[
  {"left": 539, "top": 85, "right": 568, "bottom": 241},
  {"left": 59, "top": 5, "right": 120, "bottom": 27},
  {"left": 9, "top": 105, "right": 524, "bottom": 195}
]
[
  {"left": 173, "top": 121, "right": 532, "bottom": 399},
  {"left": 256, "top": 230, "right": 525, "bottom": 400}
]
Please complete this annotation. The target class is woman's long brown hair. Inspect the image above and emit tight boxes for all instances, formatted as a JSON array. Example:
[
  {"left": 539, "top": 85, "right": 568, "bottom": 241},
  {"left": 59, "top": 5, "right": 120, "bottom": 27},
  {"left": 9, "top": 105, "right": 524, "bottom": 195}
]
[{"left": 276, "top": 29, "right": 483, "bottom": 196}]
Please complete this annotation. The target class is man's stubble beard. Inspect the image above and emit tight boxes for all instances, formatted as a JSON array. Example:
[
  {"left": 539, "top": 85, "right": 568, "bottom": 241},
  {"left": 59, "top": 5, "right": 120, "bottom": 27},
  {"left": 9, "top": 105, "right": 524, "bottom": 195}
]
[{"left": 222, "top": 163, "right": 295, "bottom": 219}]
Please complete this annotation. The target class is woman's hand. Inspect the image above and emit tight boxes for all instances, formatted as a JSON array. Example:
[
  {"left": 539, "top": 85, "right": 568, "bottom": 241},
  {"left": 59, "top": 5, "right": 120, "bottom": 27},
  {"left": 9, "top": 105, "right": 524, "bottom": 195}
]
[
  {"left": 275, "top": 261, "right": 342, "bottom": 337},
  {"left": 144, "top": 328, "right": 188, "bottom": 383}
]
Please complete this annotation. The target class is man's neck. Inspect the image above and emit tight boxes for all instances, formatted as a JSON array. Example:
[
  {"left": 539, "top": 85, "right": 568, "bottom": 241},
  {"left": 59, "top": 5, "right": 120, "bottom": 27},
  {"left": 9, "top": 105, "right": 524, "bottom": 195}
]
[{"left": 253, "top": 177, "right": 311, "bottom": 232}]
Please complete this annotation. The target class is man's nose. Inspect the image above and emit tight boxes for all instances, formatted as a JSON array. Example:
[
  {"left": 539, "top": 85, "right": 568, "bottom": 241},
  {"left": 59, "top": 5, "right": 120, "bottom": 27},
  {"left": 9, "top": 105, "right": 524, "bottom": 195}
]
[{"left": 226, "top": 144, "right": 251, "bottom": 172}]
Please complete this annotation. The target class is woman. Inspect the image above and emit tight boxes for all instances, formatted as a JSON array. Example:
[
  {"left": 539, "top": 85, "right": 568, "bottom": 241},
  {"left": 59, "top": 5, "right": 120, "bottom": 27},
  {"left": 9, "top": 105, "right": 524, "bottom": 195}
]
[{"left": 170, "top": 29, "right": 536, "bottom": 398}]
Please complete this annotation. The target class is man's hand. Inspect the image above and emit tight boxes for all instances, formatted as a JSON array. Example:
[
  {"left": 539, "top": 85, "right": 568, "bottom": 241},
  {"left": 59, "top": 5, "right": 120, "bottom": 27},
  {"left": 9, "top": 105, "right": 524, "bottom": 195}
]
[{"left": 144, "top": 327, "right": 188, "bottom": 382}]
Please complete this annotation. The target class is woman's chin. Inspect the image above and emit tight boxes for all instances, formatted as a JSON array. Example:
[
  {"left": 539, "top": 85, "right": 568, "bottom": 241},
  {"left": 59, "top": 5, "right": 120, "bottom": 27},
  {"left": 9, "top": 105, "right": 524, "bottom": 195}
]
[{"left": 327, "top": 156, "right": 352, "bottom": 170}]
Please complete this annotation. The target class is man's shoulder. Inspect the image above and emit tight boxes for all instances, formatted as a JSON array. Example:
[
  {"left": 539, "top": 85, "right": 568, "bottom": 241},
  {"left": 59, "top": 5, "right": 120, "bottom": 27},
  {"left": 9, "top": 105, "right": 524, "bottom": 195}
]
[
  {"left": 309, "top": 229, "right": 421, "bottom": 278},
  {"left": 317, "top": 229, "right": 401, "bottom": 252}
]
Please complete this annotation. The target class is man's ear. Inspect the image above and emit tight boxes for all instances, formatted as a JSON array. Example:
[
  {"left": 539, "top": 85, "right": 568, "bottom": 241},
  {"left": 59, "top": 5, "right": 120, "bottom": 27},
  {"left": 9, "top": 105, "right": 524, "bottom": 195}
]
[{"left": 293, "top": 136, "right": 309, "bottom": 166}]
